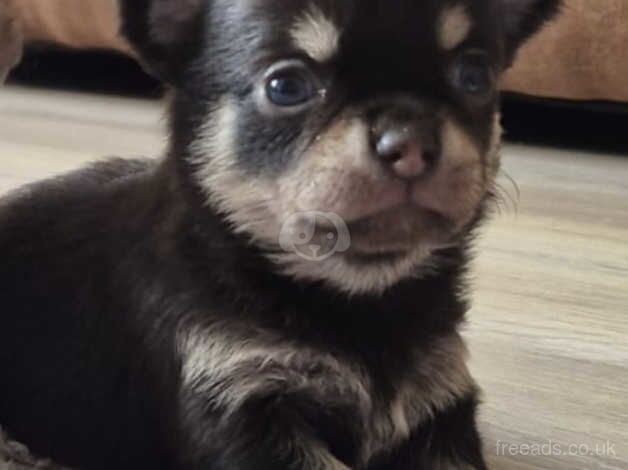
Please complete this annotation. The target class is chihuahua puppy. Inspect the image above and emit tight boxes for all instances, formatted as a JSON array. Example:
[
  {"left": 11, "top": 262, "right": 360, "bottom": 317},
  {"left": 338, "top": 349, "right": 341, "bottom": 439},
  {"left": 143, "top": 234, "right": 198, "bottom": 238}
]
[{"left": 0, "top": 0, "right": 559, "bottom": 469}]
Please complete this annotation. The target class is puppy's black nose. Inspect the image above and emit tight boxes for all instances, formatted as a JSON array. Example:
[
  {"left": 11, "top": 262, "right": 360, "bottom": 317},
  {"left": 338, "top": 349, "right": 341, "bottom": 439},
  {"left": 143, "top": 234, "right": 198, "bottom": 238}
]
[{"left": 375, "top": 128, "right": 435, "bottom": 180}]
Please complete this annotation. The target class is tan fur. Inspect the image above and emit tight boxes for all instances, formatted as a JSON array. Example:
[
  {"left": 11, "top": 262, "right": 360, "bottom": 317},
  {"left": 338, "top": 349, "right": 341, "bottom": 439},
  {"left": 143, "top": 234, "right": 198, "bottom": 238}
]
[
  {"left": 178, "top": 322, "right": 372, "bottom": 417},
  {"left": 439, "top": 4, "right": 473, "bottom": 50},
  {"left": 191, "top": 98, "right": 281, "bottom": 245},
  {"left": 290, "top": 6, "right": 341, "bottom": 62},
  {"left": 178, "top": 322, "right": 371, "bottom": 468},
  {"left": 178, "top": 324, "right": 474, "bottom": 467},
  {"left": 412, "top": 118, "right": 485, "bottom": 230},
  {"left": 278, "top": 115, "right": 399, "bottom": 220}
]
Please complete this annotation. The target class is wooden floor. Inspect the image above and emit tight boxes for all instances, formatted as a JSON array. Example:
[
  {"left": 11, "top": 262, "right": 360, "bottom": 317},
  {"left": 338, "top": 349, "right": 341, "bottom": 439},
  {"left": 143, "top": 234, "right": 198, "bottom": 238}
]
[{"left": 1, "top": 86, "right": 627, "bottom": 470}]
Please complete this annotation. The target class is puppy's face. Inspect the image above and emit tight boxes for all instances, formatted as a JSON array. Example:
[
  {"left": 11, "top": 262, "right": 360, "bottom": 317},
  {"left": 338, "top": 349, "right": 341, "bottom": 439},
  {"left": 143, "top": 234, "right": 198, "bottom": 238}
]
[{"left": 121, "top": 0, "right": 559, "bottom": 295}]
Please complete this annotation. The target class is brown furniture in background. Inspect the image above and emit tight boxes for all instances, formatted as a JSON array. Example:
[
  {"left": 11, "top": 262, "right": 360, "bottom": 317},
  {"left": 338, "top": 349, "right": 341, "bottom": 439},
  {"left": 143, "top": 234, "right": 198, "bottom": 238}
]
[
  {"left": 2, "top": 0, "right": 628, "bottom": 103},
  {"left": 2, "top": 0, "right": 129, "bottom": 53},
  {"left": 503, "top": 0, "right": 628, "bottom": 102}
]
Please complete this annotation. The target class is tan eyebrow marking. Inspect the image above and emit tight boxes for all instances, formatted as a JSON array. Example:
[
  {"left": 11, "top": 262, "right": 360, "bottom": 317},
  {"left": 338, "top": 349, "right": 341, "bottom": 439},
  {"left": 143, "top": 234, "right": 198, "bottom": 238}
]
[
  {"left": 290, "top": 6, "right": 341, "bottom": 62},
  {"left": 439, "top": 4, "right": 473, "bottom": 50}
]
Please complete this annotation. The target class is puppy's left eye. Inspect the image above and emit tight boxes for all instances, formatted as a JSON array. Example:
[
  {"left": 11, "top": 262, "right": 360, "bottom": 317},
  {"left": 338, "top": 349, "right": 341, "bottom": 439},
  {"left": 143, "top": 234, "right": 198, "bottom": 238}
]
[
  {"left": 267, "top": 73, "right": 315, "bottom": 107},
  {"left": 452, "top": 53, "right": 494, "bottom": 98},
  {"left": 261, "top": 60, "right": 322, "bottom": 113}
]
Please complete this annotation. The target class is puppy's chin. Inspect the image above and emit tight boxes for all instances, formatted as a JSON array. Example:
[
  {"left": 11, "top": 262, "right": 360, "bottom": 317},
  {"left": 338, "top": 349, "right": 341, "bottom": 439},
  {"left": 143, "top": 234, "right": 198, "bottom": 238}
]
[
  {"left": 270, "top": 246, "right": 433, "bottom": 296},
  {"left": 271, "top": 205, "right": 466, "bottom": 296}
]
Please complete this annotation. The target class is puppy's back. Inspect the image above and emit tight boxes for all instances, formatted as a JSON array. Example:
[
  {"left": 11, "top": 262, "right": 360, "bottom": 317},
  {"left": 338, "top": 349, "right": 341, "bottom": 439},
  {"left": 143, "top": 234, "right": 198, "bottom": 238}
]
[{"left": 0, "top": 157, "right": 174, "bottom": 469}]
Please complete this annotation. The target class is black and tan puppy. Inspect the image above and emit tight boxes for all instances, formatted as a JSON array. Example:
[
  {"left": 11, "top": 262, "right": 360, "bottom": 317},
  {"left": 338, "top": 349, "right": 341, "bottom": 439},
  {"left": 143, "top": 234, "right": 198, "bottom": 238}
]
[{"left": 0, "top": 1, "right": 559, "bottom": 469}]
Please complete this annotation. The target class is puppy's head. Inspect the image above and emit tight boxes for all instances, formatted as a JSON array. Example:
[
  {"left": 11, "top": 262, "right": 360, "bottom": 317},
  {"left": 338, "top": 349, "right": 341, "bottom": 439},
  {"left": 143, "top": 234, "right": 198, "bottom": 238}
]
[{"left": 120, "top": 0, "right": 560, "bottom": 295}]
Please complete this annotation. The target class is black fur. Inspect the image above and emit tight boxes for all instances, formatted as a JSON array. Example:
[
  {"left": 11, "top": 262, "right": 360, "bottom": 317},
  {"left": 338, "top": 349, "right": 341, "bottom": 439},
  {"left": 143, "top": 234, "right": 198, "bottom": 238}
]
[{"left": 0, "top": 1, "right": 559, "bottom": 469}]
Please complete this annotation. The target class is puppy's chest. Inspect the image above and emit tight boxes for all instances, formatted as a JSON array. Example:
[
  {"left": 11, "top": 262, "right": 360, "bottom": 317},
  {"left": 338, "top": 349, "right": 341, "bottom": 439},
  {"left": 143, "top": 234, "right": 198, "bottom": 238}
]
[
  {"left": 361, "top": 345, "right": 472, "bottom": 464},
  {"left": 361, "top": 376, "right": 429, "bottom": 463},
  {"left": 179, "top": 326, "right": 472, "bottom": 465}
]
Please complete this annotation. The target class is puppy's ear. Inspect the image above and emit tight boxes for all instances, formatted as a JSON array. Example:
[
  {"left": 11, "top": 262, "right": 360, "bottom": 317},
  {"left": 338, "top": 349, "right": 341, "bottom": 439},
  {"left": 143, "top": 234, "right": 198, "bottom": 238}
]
[
  {"left": 118, "top": 0, "right": 205, "bottom": 83},
  {"left": 501, "top": 0, "right": 561, "bottom": 66}
]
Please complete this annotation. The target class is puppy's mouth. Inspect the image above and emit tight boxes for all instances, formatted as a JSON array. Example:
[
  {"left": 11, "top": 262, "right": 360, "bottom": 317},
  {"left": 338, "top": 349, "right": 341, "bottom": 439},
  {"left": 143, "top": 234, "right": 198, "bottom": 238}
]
[
  {"left": 343, "top": 203, "right": 456, "bottom": 261},
  {"left": 296, "top": 199, "right": 458, "bottom": 267},
  {"left": 277, "top": 138, "right": 488, "bottom": 267}
]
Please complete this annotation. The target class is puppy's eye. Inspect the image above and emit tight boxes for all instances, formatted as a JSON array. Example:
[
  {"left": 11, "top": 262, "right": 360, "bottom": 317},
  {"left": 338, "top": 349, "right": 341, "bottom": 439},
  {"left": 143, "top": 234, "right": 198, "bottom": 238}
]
[
  {"left": 452, "top": 53, "right": 494, "bottom": 97},
  {"left": 261, "top": 60, "right": 322, "bottom": 113},
  {"left": 267, "top": 73, "right": 315, "bottom": 107}
]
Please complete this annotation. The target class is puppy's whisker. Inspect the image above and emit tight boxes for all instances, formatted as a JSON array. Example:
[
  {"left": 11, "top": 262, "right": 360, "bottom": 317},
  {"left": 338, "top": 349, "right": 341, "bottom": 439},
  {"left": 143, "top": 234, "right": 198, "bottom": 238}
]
[{"left": 498, "top": 170, "right": 521, "bottom": 213}]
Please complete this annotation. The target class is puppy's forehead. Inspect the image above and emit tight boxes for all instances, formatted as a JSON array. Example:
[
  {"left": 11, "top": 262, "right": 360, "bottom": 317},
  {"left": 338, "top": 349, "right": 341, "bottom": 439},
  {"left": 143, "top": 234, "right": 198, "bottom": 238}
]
[{"left": 230, "top": 0, "right": 498, "bottom": 59}]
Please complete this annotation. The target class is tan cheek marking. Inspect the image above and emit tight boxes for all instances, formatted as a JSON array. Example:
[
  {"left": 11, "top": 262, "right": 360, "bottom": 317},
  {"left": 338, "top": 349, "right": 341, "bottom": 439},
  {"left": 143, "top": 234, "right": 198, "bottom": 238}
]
[
  {"left": 442, "top": 120, "right": 485, "bottom": 221},
  {"left": 441, "top": 119, "right": 482, "bottom": 170},
  {"left": 486, "top": 112, "right": 503, "bottom": 180},
  {"left": 412, "top": 120, "right": 483, "bottom": 225},
  {"left": 277, "top": 116, "right": 377, "bottom": 217},
  {"left": 438, "top": 4, "right": 473, "bottom": 50},
  {"left": 290, "top": 6, "right": 341, "bottom": 62},
  {"left": 190, "top": 98, "right": 280, "bottom": 242}
]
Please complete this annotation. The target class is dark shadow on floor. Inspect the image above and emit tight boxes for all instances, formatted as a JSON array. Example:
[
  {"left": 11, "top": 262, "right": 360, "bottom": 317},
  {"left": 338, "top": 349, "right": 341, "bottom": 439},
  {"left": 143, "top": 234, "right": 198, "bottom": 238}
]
[
  {"left": 502, "top": 95, "right": 628, "bottom": 156},
  {"left": 8, "top": 46, "right": 162, "bottom": 97}
]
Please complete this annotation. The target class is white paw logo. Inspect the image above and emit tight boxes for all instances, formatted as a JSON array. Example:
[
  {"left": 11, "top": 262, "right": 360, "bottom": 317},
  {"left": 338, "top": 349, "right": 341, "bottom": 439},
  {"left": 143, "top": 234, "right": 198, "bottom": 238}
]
[{"left": 279, "top": 211, "right": 351, "bottom": 261}]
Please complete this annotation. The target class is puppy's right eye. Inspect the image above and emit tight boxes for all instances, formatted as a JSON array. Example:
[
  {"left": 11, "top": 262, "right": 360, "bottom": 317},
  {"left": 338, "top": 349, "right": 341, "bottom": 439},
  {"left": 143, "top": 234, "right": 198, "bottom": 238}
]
[
  {"left": 266, "top": 72, "right": 315, "bottom": 107},
  {"left": 260, "top": 60, "right": 323, "bottom": 113},
  {"left": 450, "top": 51, "right": 495, "bottom": 101}
]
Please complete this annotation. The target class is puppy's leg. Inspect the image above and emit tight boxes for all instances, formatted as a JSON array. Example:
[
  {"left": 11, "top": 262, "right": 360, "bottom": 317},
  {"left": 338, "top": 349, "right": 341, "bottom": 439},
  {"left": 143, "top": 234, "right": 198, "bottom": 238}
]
[
  {"left": 176, "top": 331, "right": 366, "bottom": 469},
  {"left": 369, "top": 395, "right": 487, "bottom": 470},
  {"left": 178, "top": 393, "right": 354, "bottom": 470}
]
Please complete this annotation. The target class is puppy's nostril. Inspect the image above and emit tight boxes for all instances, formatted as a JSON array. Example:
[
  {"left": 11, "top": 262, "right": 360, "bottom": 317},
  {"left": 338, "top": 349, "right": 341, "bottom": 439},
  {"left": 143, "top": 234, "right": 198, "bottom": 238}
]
[
  {"left": 376, "top": 128, "right": 430, "bottom": 180},
  {"left": 422, "top": 150, "right": 438, "bottom": 166},
  {"left": 376, "top": 128, "right": 409, "bottom": 161}
]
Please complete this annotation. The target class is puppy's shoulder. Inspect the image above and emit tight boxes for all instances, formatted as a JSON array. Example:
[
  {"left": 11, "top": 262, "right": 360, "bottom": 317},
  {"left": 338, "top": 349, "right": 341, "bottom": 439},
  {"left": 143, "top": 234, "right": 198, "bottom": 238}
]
[
  {"left": 0, "top": 156, "right": 159, "bottom": 278},
  {"left": 1, "top": 157, "right": 152, "bottom": 208},
  {"left": 0, "top": 157, "right": 154, "bottom": 227}
]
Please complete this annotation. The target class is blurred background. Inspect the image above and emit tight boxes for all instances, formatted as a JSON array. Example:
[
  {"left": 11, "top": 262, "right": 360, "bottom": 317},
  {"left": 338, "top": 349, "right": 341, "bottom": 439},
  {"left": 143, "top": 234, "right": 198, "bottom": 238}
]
[{"left": 1, "top": 1, "right": 627, "bottom": 469}]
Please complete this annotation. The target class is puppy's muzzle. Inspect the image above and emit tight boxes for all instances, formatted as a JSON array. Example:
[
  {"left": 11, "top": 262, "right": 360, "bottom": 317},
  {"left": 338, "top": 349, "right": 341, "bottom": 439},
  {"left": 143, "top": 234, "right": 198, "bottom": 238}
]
[{"left": 283, "top": 100, "right": 487, "bottom": 259}]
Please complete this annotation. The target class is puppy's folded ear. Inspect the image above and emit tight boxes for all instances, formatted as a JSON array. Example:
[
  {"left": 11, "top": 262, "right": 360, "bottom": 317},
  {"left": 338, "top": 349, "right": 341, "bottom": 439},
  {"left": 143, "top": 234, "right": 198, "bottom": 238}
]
[
  {"left": 118, "top": 0, "right": 205, "bottom": 83},
  {"left": 501, "top": 0, "right": 561, "bottom": 66}
]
